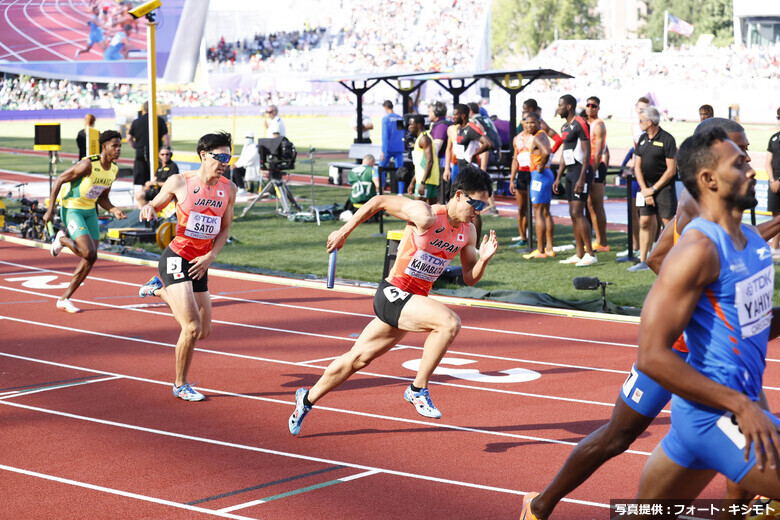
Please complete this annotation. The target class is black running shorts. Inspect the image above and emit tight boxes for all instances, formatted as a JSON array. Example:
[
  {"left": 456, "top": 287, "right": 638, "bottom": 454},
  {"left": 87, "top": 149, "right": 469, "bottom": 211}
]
[
  {"left": 158, "top": 246, "right": 209, "bottom": 293},
  {"left": 373, "top": 280, "right": 414, "bottom": 328}
]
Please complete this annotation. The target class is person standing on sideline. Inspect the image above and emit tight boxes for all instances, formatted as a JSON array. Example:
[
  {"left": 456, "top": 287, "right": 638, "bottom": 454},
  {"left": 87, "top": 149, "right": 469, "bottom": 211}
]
[
  {"left": 428, "top": 102, "right": 451, "bottom": 200},
  {"left": 620, "top": 127, "right": 780, "bottom": 517},
  {"left": 264, "top": 105, "right": 285, "bottom": 138},
  {"left": 380, "top": 100, "right": 405, "bottom": 178},
  {"left": 553, "top": 94, "right": 596, "bottom": 267},
  {"left": 407, "top": 114, "right": 439, "bottom": 204},
  {"left": 766, "top": 107, "right": 780, "bottom": 257},
  {"left": 43, "top": 130, "right": 127, "bottom": 313},
  {"left": 518, "top": 113, "right": 554, "bottom": 259},
  {"left": 288, "top": 165, "right": 499, "bottom": 435},
  {"left": 353, "top": 113, "right": 373, "bottom": 143},
  {"left": 134, "top": 146, "right": 179, "bottom": 209},
  {"left": 629, "top": 106, "right": 677, "bottom": 272},
  {"left": 509, "top": 116, "right": 531, "bottom": 245},
  {"left": 128, "top": 101, "right": 170, "bottom": 195},
  {"left": 137, "top": 132, "right": 237, "bottom": 402},
  {"left": 585, "top": 96, "right": 609, "bottom": 252},
  {"left": 76, "top": 113, "right": 96, "bottom": 160},
  {"left": 698, "top": 104, "right": 714, "bottom": 122},
  {"left": 234, "top": 132, "right": 261, "bottom": 193}
]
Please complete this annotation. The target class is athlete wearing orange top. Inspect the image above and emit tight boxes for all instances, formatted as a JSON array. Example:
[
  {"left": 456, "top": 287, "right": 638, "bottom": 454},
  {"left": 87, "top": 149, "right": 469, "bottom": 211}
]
[
  {"left": 288, "top": 165, "right": 499, "bottom": 436},
  {"left": 139, "top": 132, "right": 237, "bottom": 402}
]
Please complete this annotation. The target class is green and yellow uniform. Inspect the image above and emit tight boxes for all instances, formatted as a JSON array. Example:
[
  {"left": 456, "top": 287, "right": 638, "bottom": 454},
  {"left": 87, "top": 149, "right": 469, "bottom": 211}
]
[
  {"left": 60, "top": 155, "right": 118, "bottom": 240},
  {"left": 412, "top": 131, "right": 439, "bottom": 199}
]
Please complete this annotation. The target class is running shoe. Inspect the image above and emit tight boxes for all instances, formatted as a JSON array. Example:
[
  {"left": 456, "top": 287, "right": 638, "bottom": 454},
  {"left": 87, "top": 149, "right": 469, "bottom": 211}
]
[
  {"left": 511, "top": 236, "right": 528, "bottom": 246},
  {"left": 50, "top": 230, "right": 66, "bottom": 257},
  {"left": 592, "top": 242, "right": 610, "bottom": 253},
  {"left": 575, "top": 253, "right": 597, "bottom": 267},
  {"left": 522, "top": 249, "right": 547, "bottom": 259},
  {"left": 519, "top": 492, "right": 540, "bottom": 520},
  {"left": 559, "top": 255, "right": 581, "bottom": 264},
  {"left": 627, "top": 261, "right": 650, "bottom": 272},
  {"left": 172, "top": 382, "right": 205, "bottom": 401},
  {"left": 289, "top": 388, "right": 311, "bottom": 436},
  {"left": 403, "top": 385, "right": 442, "bottom": 419},
  {"left": 56, "top": 298, "right": 81, "bottom": 313},
  {"left": 545, "top": 249, "right": 555, "bottom": 258},
  {"left": 139, "top": 276, "right": 163, "bottom": 298}
]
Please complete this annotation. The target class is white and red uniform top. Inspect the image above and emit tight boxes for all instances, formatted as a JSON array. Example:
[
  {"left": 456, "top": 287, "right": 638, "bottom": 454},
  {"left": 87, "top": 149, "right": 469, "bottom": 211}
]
[
  {"left": 387, "top": 204, "right": 470, "bottom": 296},
  {"left": 169, "top": 171, "right": 231, "bottom": 262}
]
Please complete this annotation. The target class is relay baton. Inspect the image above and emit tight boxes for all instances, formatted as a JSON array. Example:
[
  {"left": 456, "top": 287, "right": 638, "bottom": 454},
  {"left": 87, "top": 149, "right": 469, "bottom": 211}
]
[
  {"left": 326, "top": 250, "right": 337, "bottom": 289},
  {"left": 46, "top": 221, "right": 54, "bottom": 237}
]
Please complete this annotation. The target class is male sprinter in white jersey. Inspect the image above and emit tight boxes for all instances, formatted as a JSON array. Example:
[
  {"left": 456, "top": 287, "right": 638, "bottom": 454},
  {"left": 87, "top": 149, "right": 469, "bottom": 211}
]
[
  {"left": 138, "top": 132, "right": 236, "bottom": 401},
  {"left": 288, "top": 165, "right": 498, "bottom": 435},
  {"left": 44, "top": 130, "right": 126, "bottom": 313},
  {"left": 623, "top": 127, "right": 780, "bottom": 517}
]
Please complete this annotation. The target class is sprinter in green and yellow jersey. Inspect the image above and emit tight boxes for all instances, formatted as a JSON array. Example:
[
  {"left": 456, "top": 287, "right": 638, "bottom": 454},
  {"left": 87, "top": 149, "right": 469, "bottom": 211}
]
[{"left": 43, "top": 129, "right": 127, "bottom": 313}]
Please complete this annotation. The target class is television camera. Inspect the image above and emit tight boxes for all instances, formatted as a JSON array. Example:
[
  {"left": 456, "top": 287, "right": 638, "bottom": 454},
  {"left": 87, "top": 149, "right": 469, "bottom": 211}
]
[{"left": 257, "top": 136, "right": 297, "bottom": 180}]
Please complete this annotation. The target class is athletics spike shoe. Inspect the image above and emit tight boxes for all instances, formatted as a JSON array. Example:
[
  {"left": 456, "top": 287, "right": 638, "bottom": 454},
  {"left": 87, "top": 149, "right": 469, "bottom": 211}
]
[
  {"left": 289, "top": 388, "right": 311, "bottom": 436},
  {"left": 403, "top": 385, "right": 442, "bottom": 419},
  {"left": 522, "top": 249, "right": 547, "bottom": 259},
  {"left": 50, "top": 230, "right": 66, "bottom": 257},
  {"left": 592, "top": 242, "right": 610, "bottom": 253},
  {"left": 56, "top": 298, "right": 81, "bottom": 313},
  {"left": 519, "top": 492, "right": 540, "bottom": 520},
  {"left": 139, "top": 276, "right": 163, "bottom": 298},
  {"left": 575, "top": 253, "right": 597, "bottom": 267},
  {"left": 559, "top": 255, "right": 581, "bottom": 264},
  {"left": 172, "top": 382, "right": 205, "bottom": 401}
]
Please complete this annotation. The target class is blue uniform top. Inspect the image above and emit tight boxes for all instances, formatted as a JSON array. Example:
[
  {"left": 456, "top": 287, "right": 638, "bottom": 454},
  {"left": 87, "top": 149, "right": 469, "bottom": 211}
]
[
  {"left": 677, "top": 218, "right": 774, "bottom": 410},
  {"left": 381, "top": 113, "right": 405, "bottom": 154}
]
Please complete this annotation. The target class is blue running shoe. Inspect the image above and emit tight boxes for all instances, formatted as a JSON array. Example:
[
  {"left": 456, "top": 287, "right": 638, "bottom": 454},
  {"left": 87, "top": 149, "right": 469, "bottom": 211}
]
[
  {"left": 139, "top": 276, "right": 163, "bottom": 298},
  {"left": 403, "top": 385, "right": 442, "bottom": 419},
  {"left": 172, "top": 382, "right": 205, "bottom": 401},
  {"left": 288, "top": 388, "right": 311, "bottom": 436}
]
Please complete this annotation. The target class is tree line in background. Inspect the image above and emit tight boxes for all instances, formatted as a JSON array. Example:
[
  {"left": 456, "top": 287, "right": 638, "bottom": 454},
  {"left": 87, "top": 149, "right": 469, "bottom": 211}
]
[{"left": 492, "top": 0, "right": 734, "bottom": 60}]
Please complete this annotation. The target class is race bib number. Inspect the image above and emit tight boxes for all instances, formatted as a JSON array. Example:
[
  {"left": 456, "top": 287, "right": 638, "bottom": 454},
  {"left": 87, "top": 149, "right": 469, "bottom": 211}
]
[
  {"left": 622, "top": 365, "right": 639, "bottom": 398},
  {"left": 404, "top": 250, "right": 451, "bottom": 282},
  {"left": 716, "top": 411, "right": 746, "bottom": 449},
  {"left": 453, "top": 143, "right": 465, "bottom": 160},
  {"left": 85, "top": 184, "right": 108, "bottom": 199},
  {"left": 383, "top": 285, "right": 410, "bottom": 303},
  {"left": 185, "top": 212, "right": 222, "bottom": 240},
  {"left": 166, "top": 256, "right": 182, "bottom": 274},
  {"left": 735, "top": 264, "right": 774, "bottom": 338},
  {"left": 563, "top": 149, "right": 576, "bottom": 165},
  {"left": 530, "top": 180, "right": 542, "bottom": 193},
  {"left": 517, "top": 152, "right": 531, "bottom": 168}
]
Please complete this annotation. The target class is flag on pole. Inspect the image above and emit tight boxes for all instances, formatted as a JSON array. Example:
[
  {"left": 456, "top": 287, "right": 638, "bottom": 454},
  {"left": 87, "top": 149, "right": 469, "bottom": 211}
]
[{"left": 667, "top": 13, "right": 694, "bottom": 37}]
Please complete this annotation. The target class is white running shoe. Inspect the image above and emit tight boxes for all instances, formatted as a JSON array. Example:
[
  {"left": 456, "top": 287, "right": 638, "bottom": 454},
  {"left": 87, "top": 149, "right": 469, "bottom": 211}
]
[
  {"left": 403, "top": 385, "right": 442, "bottom": 419},
  {"left": 51, "top": 230, "right": 66, "bottom": 257},
  {"left": 56, "top": 298, "right": 81, "bottom": 313},
  {"left": 559, "top": 255, "right": 581, "bottom": 264},
  {"left": 575, "top": 253, "right": 597, "bottom": 267}
]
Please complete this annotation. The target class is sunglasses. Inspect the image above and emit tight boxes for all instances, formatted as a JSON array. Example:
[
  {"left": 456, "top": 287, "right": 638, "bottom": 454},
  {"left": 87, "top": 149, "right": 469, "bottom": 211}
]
[
  {"left": 586, "top": 103, "right": 599, "bottom": 108},
  {"left": 464, "top": 193, "right": 487, "bottom": 212},
  {"left": 208, "top": 152, "right": 231, "bottom": 163}
]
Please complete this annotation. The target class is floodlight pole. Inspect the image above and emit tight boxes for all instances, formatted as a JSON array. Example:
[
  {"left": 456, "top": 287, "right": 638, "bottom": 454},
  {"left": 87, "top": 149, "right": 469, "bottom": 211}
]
[{"left": 146, "top": 12, "right": 159, "bottom": 179}]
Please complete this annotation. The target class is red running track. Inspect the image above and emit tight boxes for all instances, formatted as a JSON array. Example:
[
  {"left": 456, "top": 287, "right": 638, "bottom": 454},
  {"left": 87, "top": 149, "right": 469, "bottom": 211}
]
[{"left": 1, "top": 236, "right": 780, "bottom": 519}]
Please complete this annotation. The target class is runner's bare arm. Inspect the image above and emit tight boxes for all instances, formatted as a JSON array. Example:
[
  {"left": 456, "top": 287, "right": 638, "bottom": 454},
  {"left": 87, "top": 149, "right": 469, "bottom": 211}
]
[
  {"left": 96, "top": 188, "right": 126, "bottom": 220},
  {"left": 327, "top": 195, "right": 435, "bottom": 252},
  {"left": 140, "top": 174, "right": 185, "bottom": 221},
  {"left": 43, "top": 158, "right": 92, "bottom": 223}
]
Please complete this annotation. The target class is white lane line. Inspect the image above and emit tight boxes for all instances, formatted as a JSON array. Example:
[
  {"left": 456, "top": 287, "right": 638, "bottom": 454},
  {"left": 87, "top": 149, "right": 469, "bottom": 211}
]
[
  {"left": 0, "top": 259, "right": 640, "bottom": 348},
  {"left": 0, "top": 375, "right": 120, "bottom": 399},
  {"left": 0, "top": 316, "right": 635, "bottom": 409},
  {"left": 0, "top": 399, "right": 616, "bottom": 510},
  {"left": 0, "top": 463, "right": 257, "bottom": 520}
]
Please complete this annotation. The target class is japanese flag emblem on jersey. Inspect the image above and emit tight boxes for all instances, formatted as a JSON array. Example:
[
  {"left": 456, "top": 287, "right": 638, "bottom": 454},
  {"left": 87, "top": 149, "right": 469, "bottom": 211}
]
[
  {"left": 457, "top": 234, "right": 464, "bottom": 242},
  {"left": 217, "top": 190, "right": 224, "bottom": 197}
]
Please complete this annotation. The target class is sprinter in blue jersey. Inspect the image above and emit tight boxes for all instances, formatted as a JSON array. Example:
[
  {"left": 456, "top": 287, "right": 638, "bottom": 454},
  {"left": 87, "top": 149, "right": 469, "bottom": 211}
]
[{"left": 624, "top": 127, "right": 780, "bottom": 515}]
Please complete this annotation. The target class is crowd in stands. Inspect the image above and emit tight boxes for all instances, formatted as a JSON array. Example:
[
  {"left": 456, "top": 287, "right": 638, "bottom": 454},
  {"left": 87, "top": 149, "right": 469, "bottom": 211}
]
[
  {"left": 206, "top": 28, "right": 326, "bottom": 70},
  {"left": 524, "top": 40, "right": 780, "bottom": 92}
]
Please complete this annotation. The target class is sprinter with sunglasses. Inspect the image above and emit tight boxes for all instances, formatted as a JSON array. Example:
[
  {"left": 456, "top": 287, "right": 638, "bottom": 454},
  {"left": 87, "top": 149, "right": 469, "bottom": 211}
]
[{"left": 138, "top": 132, "right": 237, "bottom": 402}]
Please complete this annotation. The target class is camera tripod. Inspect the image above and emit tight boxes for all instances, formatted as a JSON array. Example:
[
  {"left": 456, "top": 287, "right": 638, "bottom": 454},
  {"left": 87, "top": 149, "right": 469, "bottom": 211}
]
[{"left": 240, "top": 170, "right": 301, "bottom": 217}]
